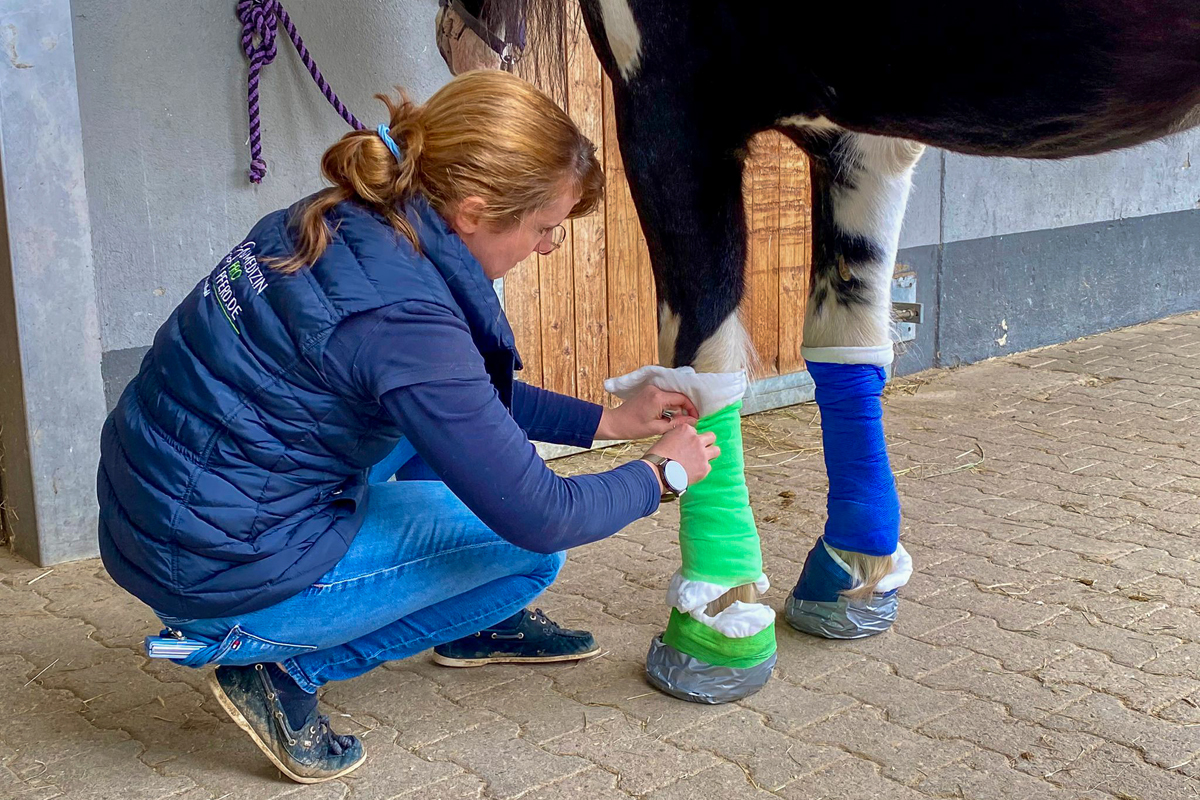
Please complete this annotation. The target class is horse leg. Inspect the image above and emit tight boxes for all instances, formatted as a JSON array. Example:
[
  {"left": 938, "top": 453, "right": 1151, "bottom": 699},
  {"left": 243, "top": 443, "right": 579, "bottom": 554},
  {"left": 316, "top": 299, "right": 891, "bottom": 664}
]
[
  {"left": 783, "top": 124, "right": 922, "bottom": 637},
  {"left": 657, "top": 303, "right": 761, "bottom": 620},
  {"left": 602, "top": 80, "right": 776, "bottom": 703}
]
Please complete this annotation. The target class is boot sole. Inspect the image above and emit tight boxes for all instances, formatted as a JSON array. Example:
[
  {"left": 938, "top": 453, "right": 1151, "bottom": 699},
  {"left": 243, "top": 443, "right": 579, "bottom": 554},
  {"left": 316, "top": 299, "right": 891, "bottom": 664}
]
[
  {"left": 208, "top": 672, "right": 365, "bottom": 784},
  {"left": 431, "top": 644, "right": 602, "bottom": 668}
]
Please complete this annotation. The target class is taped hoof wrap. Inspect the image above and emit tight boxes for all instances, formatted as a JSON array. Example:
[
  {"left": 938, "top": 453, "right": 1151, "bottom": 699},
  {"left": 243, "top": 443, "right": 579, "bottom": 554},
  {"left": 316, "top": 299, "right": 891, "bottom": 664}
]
[
  {"left": 785, "top": 538, "right": 910, "bottom": 639},
  {"left": 607, "top": 366, "right": 776, "bottom": 701},
  {"left": 649, "top": 609, "right": 776, "bottom": 703},
  {"left": 784, "top": 591, "right": 899, "bottom": 639},
  {"left": 645, "top": 636, "right": 776, "bottom": 704}
]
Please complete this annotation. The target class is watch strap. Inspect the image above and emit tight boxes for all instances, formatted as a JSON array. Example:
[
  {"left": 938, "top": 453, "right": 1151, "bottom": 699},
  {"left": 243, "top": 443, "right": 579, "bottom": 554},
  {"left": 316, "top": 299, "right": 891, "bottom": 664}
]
[{"left": 644, "top": 454, "right": 682, "bottom": 499}]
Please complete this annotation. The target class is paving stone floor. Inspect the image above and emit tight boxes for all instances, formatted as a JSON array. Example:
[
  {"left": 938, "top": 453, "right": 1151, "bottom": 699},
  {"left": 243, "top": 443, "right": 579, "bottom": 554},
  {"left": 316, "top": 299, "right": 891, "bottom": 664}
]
[{"left": 3, "top": 313, "right": 1199, "bottom": 799}]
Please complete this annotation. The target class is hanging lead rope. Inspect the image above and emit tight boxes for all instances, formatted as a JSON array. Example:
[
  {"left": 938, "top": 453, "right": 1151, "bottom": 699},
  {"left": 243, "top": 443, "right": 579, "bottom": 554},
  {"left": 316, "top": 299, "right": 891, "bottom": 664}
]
[{"left": 237, "top": 0, "right": 364, "bottom": 183}]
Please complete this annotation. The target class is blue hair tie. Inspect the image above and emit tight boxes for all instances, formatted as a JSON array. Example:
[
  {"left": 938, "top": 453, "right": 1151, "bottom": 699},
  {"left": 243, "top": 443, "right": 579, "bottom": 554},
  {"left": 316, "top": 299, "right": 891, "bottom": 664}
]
[{"left": 376, "top": 123, "right": 403, "bottom": 163}]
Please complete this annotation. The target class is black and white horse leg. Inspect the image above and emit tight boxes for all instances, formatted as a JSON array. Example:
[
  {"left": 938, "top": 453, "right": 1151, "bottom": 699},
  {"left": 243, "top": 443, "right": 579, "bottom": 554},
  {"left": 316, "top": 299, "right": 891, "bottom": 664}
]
[
  {"left": 585, "top": 2, "right": 774, "bottom": 701},
  {"left": 604, "top": 84, "right": 782, "bottom": 703},
  {"left": 785, "top": 127, "right": 922, "bottom": 637},
  {"left": 615, "top": 104, "right": 762, "bottom": 616},
  {"left": 801, "top": 131, "right": 924, "bottom": 354}
]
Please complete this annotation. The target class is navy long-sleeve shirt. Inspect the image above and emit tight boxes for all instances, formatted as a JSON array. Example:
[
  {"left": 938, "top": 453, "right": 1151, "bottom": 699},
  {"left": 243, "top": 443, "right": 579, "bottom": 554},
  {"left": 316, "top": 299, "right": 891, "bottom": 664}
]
[{"left": 323, "top": 304, "right": 660, "bottom": 554}]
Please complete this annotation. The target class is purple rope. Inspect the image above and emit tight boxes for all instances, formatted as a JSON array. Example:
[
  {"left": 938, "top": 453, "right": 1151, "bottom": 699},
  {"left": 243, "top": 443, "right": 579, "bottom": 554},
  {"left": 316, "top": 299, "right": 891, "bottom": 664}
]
[{"left": 237, "top": 0, "right": 364, "bottom": 183}]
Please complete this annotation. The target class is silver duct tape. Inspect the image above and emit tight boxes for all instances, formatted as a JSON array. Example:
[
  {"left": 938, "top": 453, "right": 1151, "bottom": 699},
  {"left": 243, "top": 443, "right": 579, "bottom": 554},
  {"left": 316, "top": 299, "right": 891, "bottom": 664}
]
[
  {"left": 783, "top": 592, "right": 898, "bottom": 639},
  {"left": 644, "top": 636, "right": 777, "bottom": 705}
]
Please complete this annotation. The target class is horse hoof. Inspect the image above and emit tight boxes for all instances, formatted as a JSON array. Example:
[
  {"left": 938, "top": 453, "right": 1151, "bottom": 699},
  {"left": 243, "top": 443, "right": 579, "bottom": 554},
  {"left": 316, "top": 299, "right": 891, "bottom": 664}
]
[
  {"left": 785, "top": 537, "right": 902, "bottom": 639},
  {"left": 644, "top": 635, "right": 776, "bottom": 704},
  {"left": 784, "top": 591, "right": 898, "bottom": 639}
]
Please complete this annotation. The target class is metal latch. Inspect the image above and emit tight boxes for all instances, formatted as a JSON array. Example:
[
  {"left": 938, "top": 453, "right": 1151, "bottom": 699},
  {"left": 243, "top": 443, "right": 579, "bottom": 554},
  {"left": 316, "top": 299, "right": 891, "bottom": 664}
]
[
  {"left": 893, "top": 302, "right": 923, "bottom": 324},
  {"left": 892, "top": 271, "right": 921, "bottom": 343}
]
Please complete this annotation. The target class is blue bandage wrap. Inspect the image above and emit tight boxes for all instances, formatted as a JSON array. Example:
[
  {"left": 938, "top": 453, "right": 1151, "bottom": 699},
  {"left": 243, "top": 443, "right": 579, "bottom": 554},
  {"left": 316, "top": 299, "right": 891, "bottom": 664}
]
[
  {"left": 791, "top": 538, "right": 855, "bottom": 603},
  {"left": 791, "top": 537, "right": 902, "bottom": 603},
  {"left": 807, "top": 360, "right": 900, "bottom": 557}
]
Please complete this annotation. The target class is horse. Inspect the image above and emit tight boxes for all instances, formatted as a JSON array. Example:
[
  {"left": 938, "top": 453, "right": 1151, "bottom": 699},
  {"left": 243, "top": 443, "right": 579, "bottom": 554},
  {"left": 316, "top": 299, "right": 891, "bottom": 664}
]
[{"left": 433, "top": 0, "right": 1200, "bottom": 687}]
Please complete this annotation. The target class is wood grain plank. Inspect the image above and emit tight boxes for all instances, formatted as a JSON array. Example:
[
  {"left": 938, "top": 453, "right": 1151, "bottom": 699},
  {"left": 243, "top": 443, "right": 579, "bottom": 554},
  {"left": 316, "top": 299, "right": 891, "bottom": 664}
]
[
  {"left": 633, "top": 177, "right": 658, "bottom": 371},
  {"left": 509, "top": 11, "right": 566, "bottom": 391},
  {"left": 536, "top": 17, "right": 577, "bottom": 399},
  {"left": 603, "top": 77, "right": 647, "bottom": 383},
  {"left": 742, "top": 132, "right": 782, "bottom": 376},
  {"left": 505, "top": 253, "right": 544, "bottom": 388},
  {"left": 538, "top": 240, "right": 577, "bottom": 396},
  {"left": 567, "top": 5, "right": 608, "bottom": 404},
  {"left": 778, "top": 137, "right": 812, "bottom": 374}
]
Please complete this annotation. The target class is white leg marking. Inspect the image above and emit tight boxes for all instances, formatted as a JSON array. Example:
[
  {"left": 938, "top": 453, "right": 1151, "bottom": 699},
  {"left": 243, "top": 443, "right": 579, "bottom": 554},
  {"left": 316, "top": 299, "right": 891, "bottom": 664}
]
[
  {"left": 598, "top": 0, "right": 642, "bottom": 80},
  {"left": 693, "top": 312, "right": 757, "bottom": 375},
  {"left": 658, "top": 301, "right": 681, "bottom": 367},
  {"left": 804, "top": 134, "right": 924, "bottom": 350},
  {"left": 833, "top": 135, "right": 923, "bottom": 246}
]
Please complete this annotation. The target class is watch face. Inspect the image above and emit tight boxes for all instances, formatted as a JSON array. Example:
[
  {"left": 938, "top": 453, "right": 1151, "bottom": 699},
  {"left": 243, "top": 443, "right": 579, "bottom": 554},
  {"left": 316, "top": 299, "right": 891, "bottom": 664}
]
[{"left": 663, "top": 460, "right": 689, "bottom": 493}]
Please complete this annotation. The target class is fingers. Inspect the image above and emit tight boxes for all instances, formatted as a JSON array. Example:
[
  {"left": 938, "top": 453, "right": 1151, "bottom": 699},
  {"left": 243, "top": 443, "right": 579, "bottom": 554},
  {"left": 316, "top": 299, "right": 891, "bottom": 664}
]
[
  {"left": 659, "top": 418, "right": 700, "bottom": 436},
  {"left": 658, "top": 390, "right": 699, "bottom": 419},
  {"left": 699, "top": 431, "right": 717, "bottom": 446},
  {"left": 648, "top": 419, "right": 675, "bottom": 435},
  {"left": 649, "top": 387, "right": 699, "bottom": 419}
]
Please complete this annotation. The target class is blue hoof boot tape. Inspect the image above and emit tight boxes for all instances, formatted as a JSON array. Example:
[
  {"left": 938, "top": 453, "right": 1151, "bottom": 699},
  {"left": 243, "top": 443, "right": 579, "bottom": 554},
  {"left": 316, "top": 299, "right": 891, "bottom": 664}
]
[
  {"left": 806, "top": 360, "right": 900, "bottom": 557},
  {"left": 645, "top": 636, "right": 776, "bottom": 704},
  {"left": 785, "top": 538, "right": 899, "bottom": 639}
]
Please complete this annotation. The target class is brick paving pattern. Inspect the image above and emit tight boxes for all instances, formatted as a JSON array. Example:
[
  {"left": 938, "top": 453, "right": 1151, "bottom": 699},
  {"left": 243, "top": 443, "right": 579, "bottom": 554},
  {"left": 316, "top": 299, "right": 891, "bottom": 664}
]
[{"left": 3, "top": 312, "right": 1199, "bottom": 799}]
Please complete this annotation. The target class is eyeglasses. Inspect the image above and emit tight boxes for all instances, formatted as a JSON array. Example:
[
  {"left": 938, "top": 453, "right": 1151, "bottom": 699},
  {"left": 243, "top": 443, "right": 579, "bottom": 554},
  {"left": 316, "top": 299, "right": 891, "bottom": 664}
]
[{"left": 534, "top": 224, "right": 568, "bottom": 255}]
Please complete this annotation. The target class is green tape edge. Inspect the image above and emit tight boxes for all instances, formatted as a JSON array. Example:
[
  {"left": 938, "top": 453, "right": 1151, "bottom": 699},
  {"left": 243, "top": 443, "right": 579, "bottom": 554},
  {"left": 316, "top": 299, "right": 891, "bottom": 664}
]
[{"left": 661, "top": 609, "right": 777, "bottom": 669}]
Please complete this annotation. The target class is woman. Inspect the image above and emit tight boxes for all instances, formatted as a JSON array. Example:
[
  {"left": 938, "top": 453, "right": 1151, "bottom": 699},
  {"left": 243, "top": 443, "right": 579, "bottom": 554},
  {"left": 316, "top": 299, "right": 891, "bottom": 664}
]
[{"left": 97, "top": 70, "right": 719, "bottom": 784}]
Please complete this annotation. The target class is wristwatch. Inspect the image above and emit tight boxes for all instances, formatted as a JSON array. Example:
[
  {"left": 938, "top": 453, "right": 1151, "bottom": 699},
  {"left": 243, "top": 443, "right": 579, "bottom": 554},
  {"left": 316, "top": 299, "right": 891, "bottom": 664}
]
[{"left": 644, "top": 454, "right": 689, "bottom": 500}]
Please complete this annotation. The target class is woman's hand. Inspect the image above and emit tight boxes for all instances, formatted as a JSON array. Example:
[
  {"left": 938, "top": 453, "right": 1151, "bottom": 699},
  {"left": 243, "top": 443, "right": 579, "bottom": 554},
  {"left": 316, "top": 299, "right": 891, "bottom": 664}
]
[
  {"left": 596, "top": 385, "right": 700, "bottom": 442},
  {"left": 642, "top": 425, "right": 720, "bottom": 489}
]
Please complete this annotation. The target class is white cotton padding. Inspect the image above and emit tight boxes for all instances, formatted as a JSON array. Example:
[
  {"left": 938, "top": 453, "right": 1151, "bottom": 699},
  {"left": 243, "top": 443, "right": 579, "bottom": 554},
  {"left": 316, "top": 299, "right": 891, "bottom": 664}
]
[
  {"left": 666, "top": 570, "right": 770, "bottom": 614},
  {"left": 665, "top": 570, "right": 775, "bottom": 638},
  {"left": 688, "top": 601, "right": 776, "bottom": 638},
  {"left": 604, "top": 365, "right": 748, "bottom": 419},
  {"left": 875, "top": 542, "right": 913, "bottom": 594},
  {"left": 822, "top": 539, "right": 913, "bottom": 594},
  {"left": 801, "top": 344, "right": 894, "bottom": 367}
]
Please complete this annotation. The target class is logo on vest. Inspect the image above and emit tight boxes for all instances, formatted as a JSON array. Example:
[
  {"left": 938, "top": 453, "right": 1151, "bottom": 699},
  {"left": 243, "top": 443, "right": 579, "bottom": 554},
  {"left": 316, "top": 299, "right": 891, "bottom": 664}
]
[{"left": 203, "top": 241, "right": 269, "bottom": 335}]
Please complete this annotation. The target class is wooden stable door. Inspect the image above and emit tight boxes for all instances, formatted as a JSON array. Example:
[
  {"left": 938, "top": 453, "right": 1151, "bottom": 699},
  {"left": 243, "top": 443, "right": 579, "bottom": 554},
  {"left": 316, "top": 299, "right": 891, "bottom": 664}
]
[
  {"left": 742, "top": 132, "right": 813, "bottom": 379},
  {"left": 503, "top": 15, "right": 813, "bottom": 406}
]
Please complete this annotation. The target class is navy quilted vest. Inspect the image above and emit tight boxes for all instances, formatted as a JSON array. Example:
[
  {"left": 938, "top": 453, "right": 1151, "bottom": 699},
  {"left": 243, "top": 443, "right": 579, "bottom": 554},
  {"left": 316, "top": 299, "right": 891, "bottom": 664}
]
[{"left": 98, "top": 195, "right": 520, "bottom": 619}]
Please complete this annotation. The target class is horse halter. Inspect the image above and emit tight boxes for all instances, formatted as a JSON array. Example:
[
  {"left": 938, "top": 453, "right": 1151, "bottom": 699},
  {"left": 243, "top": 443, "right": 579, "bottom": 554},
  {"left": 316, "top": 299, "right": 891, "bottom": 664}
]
[{"left": 437, "top": 0, "right": 525, "bottom": 71}]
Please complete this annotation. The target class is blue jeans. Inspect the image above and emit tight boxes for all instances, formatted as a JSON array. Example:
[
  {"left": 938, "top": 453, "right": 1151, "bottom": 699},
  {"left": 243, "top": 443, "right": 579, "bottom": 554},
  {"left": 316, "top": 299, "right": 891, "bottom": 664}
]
[{"left": 155, "top": 440, "right": 565, "bottom": 692}]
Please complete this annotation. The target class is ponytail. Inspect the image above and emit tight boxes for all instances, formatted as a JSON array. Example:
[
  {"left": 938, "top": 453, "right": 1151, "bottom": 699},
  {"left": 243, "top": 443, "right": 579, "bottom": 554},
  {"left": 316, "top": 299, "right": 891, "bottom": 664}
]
[
  {"left": 273, "top": 70, "right": 603, "bottom": 274},
  {"left": 274, "top": 91, "right": 425, "bottom": 273}
]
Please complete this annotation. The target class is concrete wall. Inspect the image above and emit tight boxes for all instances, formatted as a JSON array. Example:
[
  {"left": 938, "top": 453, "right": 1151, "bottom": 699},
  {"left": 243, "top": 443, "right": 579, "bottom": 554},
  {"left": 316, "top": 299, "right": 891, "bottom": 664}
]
[
  {"left": 0, "top": 0, "right": 451, "bottom": 563},
  {"left": 894, "top": 132, "right": 1200, "bottom": 377},
  {"left": 70, "top": 0, "right": 452, "bottom": 404},
  {"left": 0, "top": 0, "right": 110, "bottom": 566}
]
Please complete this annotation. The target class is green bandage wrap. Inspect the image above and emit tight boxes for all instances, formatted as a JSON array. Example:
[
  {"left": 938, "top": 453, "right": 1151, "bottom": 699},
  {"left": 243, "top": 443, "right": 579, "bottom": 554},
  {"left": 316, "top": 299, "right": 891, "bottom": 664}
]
[
  {"left": 678, "top": 401, "right": 762, "bottom": 587},
  {"left": 663, "top": 400, "right": 775, "bottom": 668},
  {"left": 662, "top": 610, "right": 776, "bottom": 668}
]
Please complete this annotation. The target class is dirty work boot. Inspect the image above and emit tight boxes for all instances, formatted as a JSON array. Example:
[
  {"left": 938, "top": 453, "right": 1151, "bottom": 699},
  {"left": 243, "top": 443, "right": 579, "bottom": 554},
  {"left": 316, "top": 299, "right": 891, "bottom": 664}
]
[
  {"left": 432, "top": 607, "right": 601, "bottom": 667},
  {"left": 209, "top": 664, "right": 365, "bottom": 783}
]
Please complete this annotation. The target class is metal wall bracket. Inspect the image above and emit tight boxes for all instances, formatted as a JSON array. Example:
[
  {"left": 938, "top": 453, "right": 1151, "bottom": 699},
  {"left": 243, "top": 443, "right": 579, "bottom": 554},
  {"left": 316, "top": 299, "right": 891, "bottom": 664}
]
[{"left": 892, "top": 272, "right": 921, "bottom": 343}]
